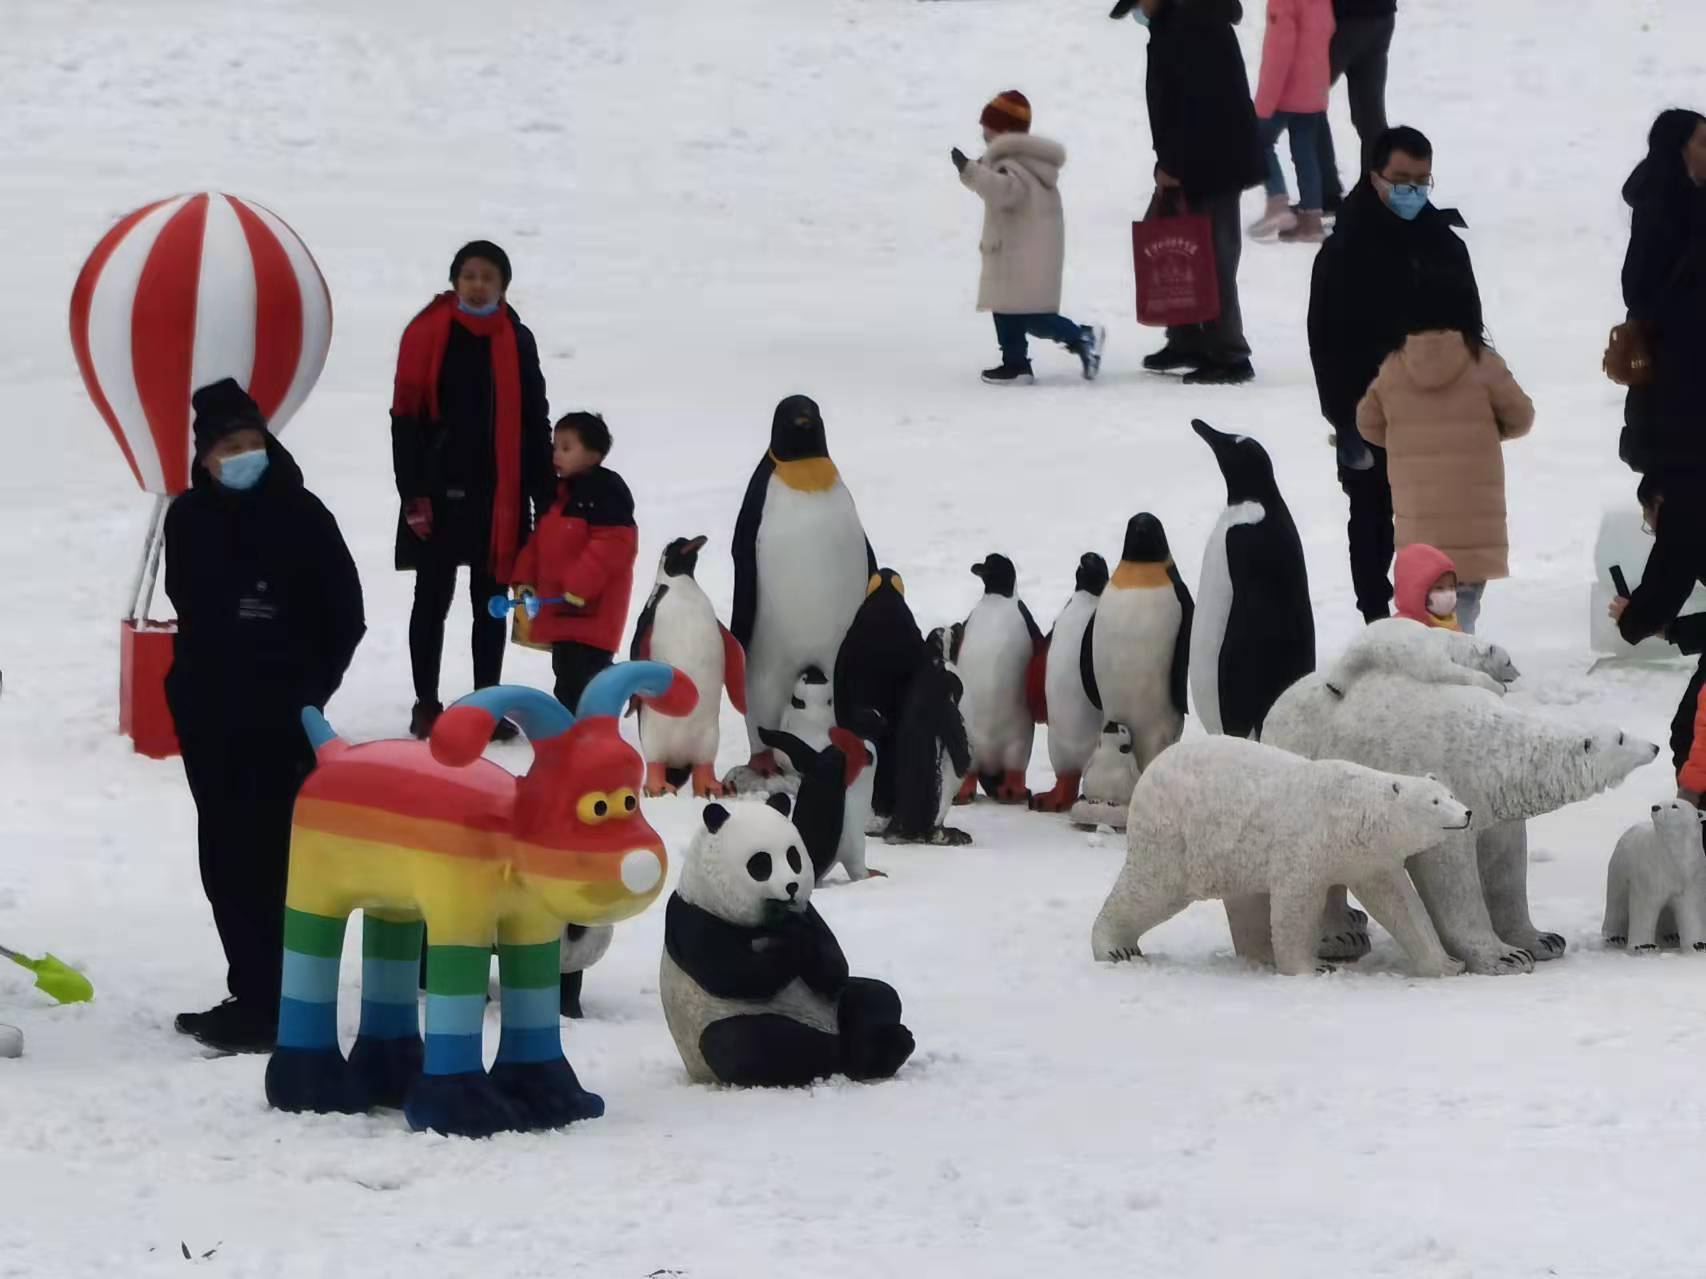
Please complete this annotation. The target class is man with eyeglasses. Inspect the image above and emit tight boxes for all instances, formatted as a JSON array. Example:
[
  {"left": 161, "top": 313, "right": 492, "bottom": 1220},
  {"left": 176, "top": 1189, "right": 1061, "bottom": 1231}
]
[{"left": 1307, "top": 124, "right": 1482, "bottom": 623}]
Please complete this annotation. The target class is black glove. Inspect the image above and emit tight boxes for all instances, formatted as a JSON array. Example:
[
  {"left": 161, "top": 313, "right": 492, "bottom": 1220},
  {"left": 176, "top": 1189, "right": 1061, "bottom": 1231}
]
[{"left": 951, "top": 147, "right": 969, "bottom": 173}]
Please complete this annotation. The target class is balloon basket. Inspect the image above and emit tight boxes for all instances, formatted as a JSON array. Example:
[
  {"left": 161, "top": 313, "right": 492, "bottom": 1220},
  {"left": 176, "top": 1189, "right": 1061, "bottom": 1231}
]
[
  {"left": 120, "top": 494, "right": 179, "bottom": 759},
  {"left": 120, "top": 619, "right": 179, "bottom": 759}
]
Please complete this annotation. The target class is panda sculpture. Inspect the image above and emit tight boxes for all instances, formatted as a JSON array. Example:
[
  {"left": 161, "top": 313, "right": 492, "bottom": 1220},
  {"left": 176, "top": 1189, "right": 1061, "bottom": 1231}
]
[{"left": 659, "top": 797, "right": 916, "bottom": 1087}]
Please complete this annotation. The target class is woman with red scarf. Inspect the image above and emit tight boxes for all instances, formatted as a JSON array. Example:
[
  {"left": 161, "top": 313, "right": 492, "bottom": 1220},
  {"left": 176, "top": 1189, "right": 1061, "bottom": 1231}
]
[{"left": 391, "top": 241, "right": 553, "bottom": 739}]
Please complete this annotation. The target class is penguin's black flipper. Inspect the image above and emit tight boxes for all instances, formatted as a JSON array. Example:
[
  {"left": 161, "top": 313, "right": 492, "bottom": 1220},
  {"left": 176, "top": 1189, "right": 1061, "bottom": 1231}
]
[
  {"left": 1079, "top": 614, "right": 1102, "bottom": 711},
  {"left": 865, "top": 538, "right": 878, "bottom": 577},
  {"left": 757, "top": 728, "right": 819, "bottom": 773},
  {"left": 730, "top": 456, "right": 774, "bottom": 650},
  {"left": 630, "top": 583, "right": 668, "bottom": 661},
  {"left": 1167, "top": 563, "right": 1194, "bottom": 719},
  {"left": 938, "top": 673, "right": 973, "bottom": 777}
]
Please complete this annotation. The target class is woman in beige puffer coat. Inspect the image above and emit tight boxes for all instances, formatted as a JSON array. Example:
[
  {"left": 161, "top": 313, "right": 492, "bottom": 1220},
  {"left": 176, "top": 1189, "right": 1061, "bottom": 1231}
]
[
  {"left": 1356, "top": 324, "right": 1534, "bottom": 633},
  {"left": 956, "top": 90, "right": 1103, "bottom": 386}
]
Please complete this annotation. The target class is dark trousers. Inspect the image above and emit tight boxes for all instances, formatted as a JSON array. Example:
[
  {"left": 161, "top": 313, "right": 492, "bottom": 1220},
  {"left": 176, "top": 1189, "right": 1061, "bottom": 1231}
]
[
  {"left": 409, "top": 561, "right": 505, "bottom": 704},
  {"left": 180, "top": 720, "right": 314, "bottom": 1011},
  {"left": 552, "top": 641, "right": 614, "bottom": 712},
  {"left": 993, "top": 312, "right": 1085, "bottom": 369},
  {"left": 1318, "top": 15, "right": 1395, "bottom": 209},
  {"left": 1672, "top": 658, "right": 1706, "bottom": 781},
  {"left": 1337, "top": 442, "right": 1395, "bottom": 622},
  {"left": 1164, "top": 189, "right": 1249, "bottom": 364}
]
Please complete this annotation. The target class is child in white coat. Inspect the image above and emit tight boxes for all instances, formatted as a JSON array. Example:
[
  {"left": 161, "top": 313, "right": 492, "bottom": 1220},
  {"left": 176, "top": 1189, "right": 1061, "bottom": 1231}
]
[{"left": 954, "top": 90, "right": 1104, "bottom": 386}]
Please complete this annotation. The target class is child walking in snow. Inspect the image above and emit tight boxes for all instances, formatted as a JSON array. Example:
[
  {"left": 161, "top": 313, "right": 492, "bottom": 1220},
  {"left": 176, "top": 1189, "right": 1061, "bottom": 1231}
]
[
  {"left": 954, "top": 90, "right": 1104, "bottom": 385},
  {"left": 1249, "top": 0, "right": 1336, "bottom": 243},
  {"left": 1356, "top": 314, "right": 1535, "bottom": 635},
  {"left": 510, "top": 412, "right": 639, "bottom": 712},
  {"left": 1393, "top": 544, "right": 1465, "bottom": 631}
]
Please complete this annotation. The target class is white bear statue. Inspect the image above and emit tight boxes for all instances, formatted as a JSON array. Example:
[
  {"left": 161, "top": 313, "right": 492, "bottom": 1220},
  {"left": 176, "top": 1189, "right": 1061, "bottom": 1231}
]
[
  {"left": 1091, "top": 737, "right": 1472, "bottom": 977},
  {"left": 1604, "top": 800, "right": 1706, "bottom": 952}
]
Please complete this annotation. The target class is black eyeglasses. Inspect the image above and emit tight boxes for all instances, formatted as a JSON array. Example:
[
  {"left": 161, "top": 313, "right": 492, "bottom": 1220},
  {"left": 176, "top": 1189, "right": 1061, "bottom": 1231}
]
[{"left": 1378, "top": 172, "right": 1435, "bottom": 195}]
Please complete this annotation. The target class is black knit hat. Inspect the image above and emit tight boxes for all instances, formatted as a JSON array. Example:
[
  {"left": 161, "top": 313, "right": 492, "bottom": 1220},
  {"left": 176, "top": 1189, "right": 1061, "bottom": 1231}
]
[
  {"left": 449, "top": 240, "right": 512, "bottom": 288},
  {"left": 191, "top": 378, "right": 267, "bottom": 458}
]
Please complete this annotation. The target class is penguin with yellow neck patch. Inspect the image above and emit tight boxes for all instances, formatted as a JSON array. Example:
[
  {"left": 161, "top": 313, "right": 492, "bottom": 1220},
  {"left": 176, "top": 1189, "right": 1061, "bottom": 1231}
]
[
  {"left": 1080, "top": 515, "right": 1193, "bottom": 785},
  {"left": 729, "top": 395, "right": 875, "bottom": 790}
]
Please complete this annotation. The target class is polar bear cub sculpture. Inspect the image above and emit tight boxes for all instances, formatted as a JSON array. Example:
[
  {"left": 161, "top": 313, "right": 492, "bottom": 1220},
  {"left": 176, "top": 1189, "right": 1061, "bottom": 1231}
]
[
  {"left": 1091, "top": 738, "right": 1472, "bottom": 976},
  {"left": 1323, "top": 618, "right": 1519, "bottom": 698},
  {"left": 1604, "top": 800, "right": 1706, "bottom": 952}
]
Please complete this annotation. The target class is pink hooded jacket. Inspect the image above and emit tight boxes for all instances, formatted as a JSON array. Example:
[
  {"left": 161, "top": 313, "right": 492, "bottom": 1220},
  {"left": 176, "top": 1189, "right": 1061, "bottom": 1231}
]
[
  {"left": 1254, "top": 0, "right": 1336, "bottom": 118},
  {"left": 1393, "top": 543, "right": 1461, "bottom": 631}
]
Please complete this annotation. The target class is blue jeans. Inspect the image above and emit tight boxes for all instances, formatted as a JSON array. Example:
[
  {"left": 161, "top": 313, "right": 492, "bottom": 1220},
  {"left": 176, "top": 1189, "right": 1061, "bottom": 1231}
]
[
  {"left": 993, "top": 312, "right": 1084, "bottom": 369},
  {"left": 1258, "top": 112, "right": 1326, "bottom": 210},
  {"left": 1455, "top": 581, "right": 1486, "bottom": 635}
]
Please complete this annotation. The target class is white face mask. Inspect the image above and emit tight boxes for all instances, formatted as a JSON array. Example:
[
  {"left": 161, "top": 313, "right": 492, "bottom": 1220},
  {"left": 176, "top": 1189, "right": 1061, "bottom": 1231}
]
[{"left": 1427, "top": 589, "right": 1457, "bottom": 618}]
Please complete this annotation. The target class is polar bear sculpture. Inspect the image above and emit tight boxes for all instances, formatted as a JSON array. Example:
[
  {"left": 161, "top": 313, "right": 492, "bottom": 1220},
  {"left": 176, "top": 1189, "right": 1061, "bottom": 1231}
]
[
  {"left": 1091, "top": 738, "right": 1472, "bottom": 976},
  {"left": 1263, "top": 668, "right": 1658, "bottom": 975},
  {"left": 1323, "top": 619, "right": 1519, "bottom": 698},
  {"left": 1604, "top": 800, "right": 1706, "bottom": 952}
]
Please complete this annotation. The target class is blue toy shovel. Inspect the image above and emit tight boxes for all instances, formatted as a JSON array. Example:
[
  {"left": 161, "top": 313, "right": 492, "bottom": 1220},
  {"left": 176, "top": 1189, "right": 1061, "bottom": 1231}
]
[{"left": 487, "top": 592, "right": 582, "bottom": 621}]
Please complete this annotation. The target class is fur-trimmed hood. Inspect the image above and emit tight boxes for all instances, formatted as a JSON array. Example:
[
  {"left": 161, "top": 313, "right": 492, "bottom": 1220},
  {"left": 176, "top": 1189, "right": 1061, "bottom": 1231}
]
[{"left": 983, "top": 133, "right": 1066, "bottom": 190}]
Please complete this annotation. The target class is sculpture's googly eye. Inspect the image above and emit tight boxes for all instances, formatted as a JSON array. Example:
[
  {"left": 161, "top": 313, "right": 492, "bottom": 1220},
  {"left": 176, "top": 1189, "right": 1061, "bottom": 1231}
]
[{"left": 577, "top": 792, "right": 614, "bottom": 825}]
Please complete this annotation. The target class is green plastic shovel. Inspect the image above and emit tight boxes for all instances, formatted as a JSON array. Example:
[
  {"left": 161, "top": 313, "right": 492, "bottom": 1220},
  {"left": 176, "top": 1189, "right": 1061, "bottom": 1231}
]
[{"left": 0, "top": 944, "right": 93, "bottom": 1005}]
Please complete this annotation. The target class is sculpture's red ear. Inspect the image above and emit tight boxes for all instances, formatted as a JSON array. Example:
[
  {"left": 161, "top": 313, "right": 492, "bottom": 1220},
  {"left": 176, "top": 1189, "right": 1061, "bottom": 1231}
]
[{"left": 431, "top": 705, "right": 497, "bottom": 768}]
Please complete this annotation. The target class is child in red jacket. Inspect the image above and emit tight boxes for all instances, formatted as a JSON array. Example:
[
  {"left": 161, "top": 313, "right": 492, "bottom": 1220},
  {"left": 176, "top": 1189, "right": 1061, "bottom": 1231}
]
[
  {"left": 1393, "top": 543, "right": 1463, "bottom": 632},
  {"left": 511, "top": 412, "right": 638, "bottom": 711}
]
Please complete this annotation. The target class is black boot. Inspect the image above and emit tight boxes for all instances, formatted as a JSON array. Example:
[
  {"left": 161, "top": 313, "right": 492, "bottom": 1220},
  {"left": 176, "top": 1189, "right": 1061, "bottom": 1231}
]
[
  {"left": 175, "top": 998, "right": 277, "bottom": 1054},
  {"left": 409, "top": 701, "right": 443, "bottom": 740}
]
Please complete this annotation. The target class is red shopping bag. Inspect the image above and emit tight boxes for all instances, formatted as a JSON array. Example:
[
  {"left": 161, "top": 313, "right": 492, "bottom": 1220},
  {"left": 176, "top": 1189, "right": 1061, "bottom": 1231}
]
[{"left": 1132, "top": 191, "right": 1220, "bottom": 328}]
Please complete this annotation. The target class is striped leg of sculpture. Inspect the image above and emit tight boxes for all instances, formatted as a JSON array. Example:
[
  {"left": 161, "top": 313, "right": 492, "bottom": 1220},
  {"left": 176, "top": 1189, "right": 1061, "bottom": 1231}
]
[
  {"left": 264, "top": 909, "right": 370, "bottom": 1115},
  {"left": 488, "top": 938, "right": 604, "bottom": 1129},
  {"left": 347, "top": 913, "right": 425, "bottom": 1108},
  {"left": 402, "top": 942, "right": 522, "bottom": 1138}
]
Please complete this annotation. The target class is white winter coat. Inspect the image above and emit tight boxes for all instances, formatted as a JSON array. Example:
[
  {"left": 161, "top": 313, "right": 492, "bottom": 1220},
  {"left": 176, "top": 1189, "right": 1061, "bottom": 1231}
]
[{"left": 960, "top": 132, "right": 1067, "bottom": 315}]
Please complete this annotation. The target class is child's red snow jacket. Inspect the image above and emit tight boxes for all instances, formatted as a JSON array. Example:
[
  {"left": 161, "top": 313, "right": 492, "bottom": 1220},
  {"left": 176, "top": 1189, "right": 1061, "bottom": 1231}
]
[{"left": 511, "top": 466, "right": 638, "bottom": 652}]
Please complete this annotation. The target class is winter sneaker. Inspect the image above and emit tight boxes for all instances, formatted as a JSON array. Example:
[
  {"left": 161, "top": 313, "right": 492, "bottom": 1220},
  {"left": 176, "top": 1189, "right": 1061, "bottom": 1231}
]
[
  {"left": 981, "top": 363, "right": 1036, "bottom": 386},
  {"left": 1294, "top": 201, "right": 1339, "bottom": 225},
  {"left": 1248, "top": 194, "right": 1298, "bottom": 239},
  {"left": 1075, "top": 325, "right": 1106, "bottom": 381},
  {"left": 1142, "top": 345, "right": 1201, "bottom": 374},
  {"left": 175, "top": 998, "right": 277, "bottom": 1054},
  {"left": 1278, "top": 210, "right": 1327, "bottom": 244},
  {"left": 1182, "top": 359, "right": 1255, "bottom": 386},
  {"left": 409, "top": 700, "right": 443, "bottom": 740}
]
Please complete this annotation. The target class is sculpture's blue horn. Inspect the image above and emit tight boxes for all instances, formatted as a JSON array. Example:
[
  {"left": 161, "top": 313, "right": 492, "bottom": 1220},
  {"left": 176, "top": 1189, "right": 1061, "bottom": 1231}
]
[
  {"left": 452, "top": 685, "right": 577, "bottom": 742},
  {"left": 577, "top": 661, "right": 682, "bottom": 721},
  {"left": 302, "top": 707, "right": 338, "bottom": 751}
]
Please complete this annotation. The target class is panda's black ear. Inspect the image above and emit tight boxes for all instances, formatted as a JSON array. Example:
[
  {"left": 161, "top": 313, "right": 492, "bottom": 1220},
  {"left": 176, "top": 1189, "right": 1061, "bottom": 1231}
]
[
  {"left": 702, "top": 804, "right": 731, "bottom": 834},
  {"left": 765, "top": 793, "right": 792, "bottom": 818}
]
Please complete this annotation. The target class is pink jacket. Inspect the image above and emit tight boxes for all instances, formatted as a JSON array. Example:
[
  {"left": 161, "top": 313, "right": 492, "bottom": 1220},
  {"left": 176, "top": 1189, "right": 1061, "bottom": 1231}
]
[{"left": 1254, "top": 0, "right": 1336, "bottom": 118}]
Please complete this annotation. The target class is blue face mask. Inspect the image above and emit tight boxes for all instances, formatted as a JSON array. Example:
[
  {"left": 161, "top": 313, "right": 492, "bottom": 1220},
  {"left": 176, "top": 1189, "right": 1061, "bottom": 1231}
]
[
  {"left": 217, "top": 448, "right": 270, "bottom": 491},
  {"left": 1130, "top": 8, "right": 1151, "bottom": 24},
  {"left": 457, "top": 297, "right": 501, "bottom": 316},
  {"left": 1385, "top": 183, "right": 1430, "bottom": 222}
]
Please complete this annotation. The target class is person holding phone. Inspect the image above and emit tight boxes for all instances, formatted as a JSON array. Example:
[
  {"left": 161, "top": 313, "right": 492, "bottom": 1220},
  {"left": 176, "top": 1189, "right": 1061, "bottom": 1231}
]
[{"left": 1610, "top": 470, "right": 1706, "bottom": 801}]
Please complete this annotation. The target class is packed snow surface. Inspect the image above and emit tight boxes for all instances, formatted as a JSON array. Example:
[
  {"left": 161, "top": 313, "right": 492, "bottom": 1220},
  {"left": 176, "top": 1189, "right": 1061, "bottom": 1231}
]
[{"left": 6, "top": 1, "right": 1706, "bottom": 1275}]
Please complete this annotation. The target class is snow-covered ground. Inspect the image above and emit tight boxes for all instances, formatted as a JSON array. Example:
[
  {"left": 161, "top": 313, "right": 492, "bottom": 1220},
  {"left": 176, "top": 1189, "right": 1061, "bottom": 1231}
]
[{"left": 6, "top": 1, "right": 1706, "bottom": 1274}]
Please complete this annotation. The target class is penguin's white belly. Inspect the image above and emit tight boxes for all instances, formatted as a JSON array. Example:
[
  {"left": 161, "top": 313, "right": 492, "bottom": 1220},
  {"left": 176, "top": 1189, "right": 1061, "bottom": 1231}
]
[
  {"left": 1190, "top": 502, "right": 1264, "bottom": 737},
  {"left": 750, "top": 480, "right": 868, "bottom": 674},
  {"left": 641, "top": 591, "right": 726, "bottom": 764},
  {"left": 1044, "top": 594, "right": 1100, "bottom": 774},
  {"left": 935, "top": 749, "right": 963, "bottom": 826},
  {"left": 836, "top": 764, "right": 875, "bottom": 878},
  {"left": 1092, "top": 589, "right": 1182, "bottom": 732},
  {"left": 958, "top": 604, "right": 1034, "bottom": 773}
]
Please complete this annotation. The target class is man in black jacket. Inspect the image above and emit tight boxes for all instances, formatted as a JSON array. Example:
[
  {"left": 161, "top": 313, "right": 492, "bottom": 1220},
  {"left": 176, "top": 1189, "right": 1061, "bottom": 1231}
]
[
  {"left": 166, "top": 379, "right": 366, "bottom": 1053},
  {"left": 1613, "top": 470, "right": 1706, "bottom": 792},
  {"left": 1307, "top": 125, "right": 1481, "bottom": 621},
  {"left": 1316, "top": 0, "right": 1398, "bottom": 214},
  {"left": 1117, "top": 0, "right": 1266, "bottom": 385}
]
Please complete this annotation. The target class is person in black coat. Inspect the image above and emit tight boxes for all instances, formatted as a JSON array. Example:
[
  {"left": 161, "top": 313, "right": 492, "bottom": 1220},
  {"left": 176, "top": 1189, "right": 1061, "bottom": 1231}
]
[
  {"left": 391, "top": 240, "right": 553, "bottom": 739},
  {"left": 165, "top": 379, "right": 366, "bottom": 1053},
  {"left": 1315, "top": 0, "right": 1398, "bottom": 214},
  {"left": 1306, "top": 124, "right": 1482, "bottom": 622},
  {"left": 1619, "top": 109, "right": 1706, "bottom": 475},
  {"left": 1612, "top": 469, "right": 1706, "bottom": 790},
  {"left": 1116, "top": 0, "right": 1266, "bottom": 384}
]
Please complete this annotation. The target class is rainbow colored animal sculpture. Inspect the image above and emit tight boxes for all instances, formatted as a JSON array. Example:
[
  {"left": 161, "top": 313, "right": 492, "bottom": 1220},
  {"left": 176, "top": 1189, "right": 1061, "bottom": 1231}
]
[{"left": 264, "top": 663, "right": 696, "bottom": 1138}]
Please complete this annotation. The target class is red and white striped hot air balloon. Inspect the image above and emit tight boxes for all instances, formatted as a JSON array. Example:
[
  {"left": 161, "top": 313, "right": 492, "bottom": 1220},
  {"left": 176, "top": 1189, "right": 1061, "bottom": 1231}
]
[{"left": 69, "top": 192, "right": 333, "bottom": 496}]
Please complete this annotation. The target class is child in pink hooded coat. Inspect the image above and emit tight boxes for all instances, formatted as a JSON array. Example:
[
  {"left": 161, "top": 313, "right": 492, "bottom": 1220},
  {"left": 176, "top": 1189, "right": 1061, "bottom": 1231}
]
[
  {"left": 1393, "top": 543, "right": 1465, "bottom": 633},
  {"left": 1248, "top": 0, "right": 1336, "bottom": 243}
]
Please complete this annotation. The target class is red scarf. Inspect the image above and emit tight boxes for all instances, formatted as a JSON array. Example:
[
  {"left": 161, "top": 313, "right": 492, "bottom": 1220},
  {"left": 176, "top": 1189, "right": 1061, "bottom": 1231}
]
[{"left": 391, "top": 292, "right": 524, "bottom": 582}]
